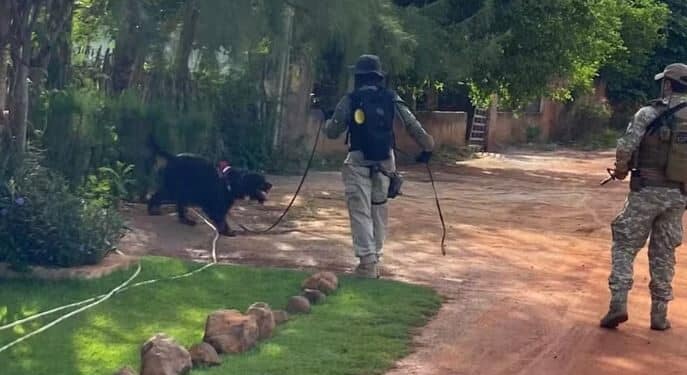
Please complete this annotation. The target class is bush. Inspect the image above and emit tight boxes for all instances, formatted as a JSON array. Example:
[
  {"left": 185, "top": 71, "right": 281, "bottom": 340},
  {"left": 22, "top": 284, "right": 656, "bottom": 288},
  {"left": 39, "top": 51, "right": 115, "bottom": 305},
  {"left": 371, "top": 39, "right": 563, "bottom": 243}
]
[
  {"left": 555, "top": 99, "right": 612, "bottom": 143},
  {"left": 0, "top": 152, "right": 124, "bottom": 269},
  {"left": 81, "top": 161, "right": 136, "bottom": 209}
]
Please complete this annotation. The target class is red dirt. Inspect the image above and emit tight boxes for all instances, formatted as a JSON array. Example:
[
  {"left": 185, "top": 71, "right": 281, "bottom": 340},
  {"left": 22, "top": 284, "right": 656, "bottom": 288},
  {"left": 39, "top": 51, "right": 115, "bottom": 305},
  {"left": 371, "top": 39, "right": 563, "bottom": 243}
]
[{"left": 121, "top": 148, "right": 687, "bottom": 375}]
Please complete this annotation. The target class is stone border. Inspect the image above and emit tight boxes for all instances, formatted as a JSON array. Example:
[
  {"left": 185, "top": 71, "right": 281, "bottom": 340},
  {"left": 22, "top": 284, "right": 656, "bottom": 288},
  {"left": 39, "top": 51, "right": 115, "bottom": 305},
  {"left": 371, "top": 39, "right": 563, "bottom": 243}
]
[
  {"left": 117, "top": 271, "right": 340, "bottom": 375},
  {"left": 0, "top": 253, "right": 139, "bottom": 280}
]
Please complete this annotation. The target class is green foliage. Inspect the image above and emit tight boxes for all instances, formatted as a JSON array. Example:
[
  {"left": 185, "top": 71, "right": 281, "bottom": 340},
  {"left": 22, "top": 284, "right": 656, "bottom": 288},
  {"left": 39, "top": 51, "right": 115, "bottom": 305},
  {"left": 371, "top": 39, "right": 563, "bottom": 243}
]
[
  {"left": 605, "top": 0, "right": 687, "bottom": 104},
  {"left": 578, "top": 127, "right": 622, "bottom": 150},
  {"left": 0, "top": 256, "right": 442, "bottom": 375},
  {"left": 37, "top": 88, "right": 119, "bottom": 185},
  {"left": 0, "top": 152, "right": 123, "bottom": 269},
  {"left": 398, "top": 0, "right": 668, "bottom": 107},
  {"left": 82, "top": 161, "right": 136, "bottom": 208},
  {"left": 555, "top": 99, "right": 613, "bottom": 144}
]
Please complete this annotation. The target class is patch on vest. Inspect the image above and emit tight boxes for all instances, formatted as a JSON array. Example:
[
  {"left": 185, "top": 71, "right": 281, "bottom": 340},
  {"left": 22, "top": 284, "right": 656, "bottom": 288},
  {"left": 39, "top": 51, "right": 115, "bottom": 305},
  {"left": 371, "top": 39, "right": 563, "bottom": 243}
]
[
  {"left": 675, "top": 131, "right": 687, "bottom": 144},
  {"left": 354, "top": 108, "right": 365, "bottom": 125}
]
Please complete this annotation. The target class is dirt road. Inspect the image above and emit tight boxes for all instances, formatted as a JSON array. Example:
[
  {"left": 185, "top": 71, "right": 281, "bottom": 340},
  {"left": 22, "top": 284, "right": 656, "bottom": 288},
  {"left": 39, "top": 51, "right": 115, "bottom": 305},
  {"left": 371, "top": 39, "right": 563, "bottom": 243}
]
[{"left": 122, "top": 149, "right": 687, "bottom": 375}]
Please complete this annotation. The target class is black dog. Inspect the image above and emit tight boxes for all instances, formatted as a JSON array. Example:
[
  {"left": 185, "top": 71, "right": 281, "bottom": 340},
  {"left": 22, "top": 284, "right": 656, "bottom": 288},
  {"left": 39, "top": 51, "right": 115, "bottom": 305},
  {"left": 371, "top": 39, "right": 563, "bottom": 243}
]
[{"left": 147, "top": 137, "right": 272, "bottom": 236}]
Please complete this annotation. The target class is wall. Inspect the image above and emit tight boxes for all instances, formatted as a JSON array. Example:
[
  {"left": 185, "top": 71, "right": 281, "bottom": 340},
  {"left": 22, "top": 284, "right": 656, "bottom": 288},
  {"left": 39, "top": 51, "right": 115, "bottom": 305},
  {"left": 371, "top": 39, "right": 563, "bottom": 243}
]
[
  {"left": 315, "top": 110, "right": 468, "bottom": 158},
  {"left": 487, "top": 99, "right": 564, "bottom": 151}
]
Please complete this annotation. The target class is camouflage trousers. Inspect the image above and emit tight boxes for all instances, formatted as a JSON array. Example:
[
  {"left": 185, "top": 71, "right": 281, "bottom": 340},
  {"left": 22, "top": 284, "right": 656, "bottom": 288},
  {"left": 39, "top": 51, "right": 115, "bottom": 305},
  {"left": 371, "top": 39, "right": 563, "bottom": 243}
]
[
  {"left": 609, "top": 186, "right": 687, "bottom": 302},
  {"left": 342, "top": 164, "right": 391, "bottom": 262}
]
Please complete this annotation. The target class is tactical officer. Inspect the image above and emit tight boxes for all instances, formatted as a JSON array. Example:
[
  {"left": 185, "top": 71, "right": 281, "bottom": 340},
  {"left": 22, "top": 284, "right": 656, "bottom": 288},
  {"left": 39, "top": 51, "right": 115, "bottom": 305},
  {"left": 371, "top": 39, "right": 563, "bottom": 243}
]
[
  {"left": 324, "top": 54, "right": 435, "bottom": 278},
  {"left": 601, "top": 63, "right": 687, "bottom": 330}
]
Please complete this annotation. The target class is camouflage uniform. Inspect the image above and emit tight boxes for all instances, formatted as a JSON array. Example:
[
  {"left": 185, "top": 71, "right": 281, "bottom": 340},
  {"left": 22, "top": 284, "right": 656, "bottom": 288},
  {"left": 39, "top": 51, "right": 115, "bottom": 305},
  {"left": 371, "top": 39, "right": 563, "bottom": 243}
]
[
  {"left": 602, "top": 84, "right": 687, "bottom": 329},
  {"left": 325, "top": 88, "right": 434, "bottom": 272}
]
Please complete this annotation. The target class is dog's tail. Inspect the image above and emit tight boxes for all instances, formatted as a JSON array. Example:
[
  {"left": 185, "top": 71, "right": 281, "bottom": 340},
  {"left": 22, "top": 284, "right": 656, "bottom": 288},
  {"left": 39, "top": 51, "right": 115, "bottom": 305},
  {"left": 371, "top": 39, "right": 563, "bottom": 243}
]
[{"left": 146, "top": 135, "right": 174, "bottom": 160}]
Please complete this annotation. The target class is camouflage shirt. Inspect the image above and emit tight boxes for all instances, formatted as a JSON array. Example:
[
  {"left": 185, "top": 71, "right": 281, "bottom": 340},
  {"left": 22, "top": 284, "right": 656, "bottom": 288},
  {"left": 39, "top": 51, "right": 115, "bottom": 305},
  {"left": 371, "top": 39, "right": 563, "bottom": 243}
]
[
  {"left": 616, "top": 94, "right": 687, "bottom": 168},
  {"left": 325, "top": 86, "right": 435, "bottom": 169}
]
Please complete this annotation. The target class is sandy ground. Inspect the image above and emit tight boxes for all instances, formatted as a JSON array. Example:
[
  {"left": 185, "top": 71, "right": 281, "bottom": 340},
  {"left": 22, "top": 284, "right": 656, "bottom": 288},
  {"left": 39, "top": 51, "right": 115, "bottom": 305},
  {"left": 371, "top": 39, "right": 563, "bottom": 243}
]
[{"left": 121, "top": 148, "right": 687, "bottom": 375}]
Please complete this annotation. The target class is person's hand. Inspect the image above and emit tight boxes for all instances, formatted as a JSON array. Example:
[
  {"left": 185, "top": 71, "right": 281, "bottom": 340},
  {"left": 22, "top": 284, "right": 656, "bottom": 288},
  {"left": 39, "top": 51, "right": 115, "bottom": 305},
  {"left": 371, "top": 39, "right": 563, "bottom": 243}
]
[
  {"left": 324, "top": 110, "right": 334, "bottom": 120},
  {"left": 416, "top": 151, "right": 432, "bottom": 164},
  {"left": 612, "top": 167, "right": 628, "bottom": 180}
]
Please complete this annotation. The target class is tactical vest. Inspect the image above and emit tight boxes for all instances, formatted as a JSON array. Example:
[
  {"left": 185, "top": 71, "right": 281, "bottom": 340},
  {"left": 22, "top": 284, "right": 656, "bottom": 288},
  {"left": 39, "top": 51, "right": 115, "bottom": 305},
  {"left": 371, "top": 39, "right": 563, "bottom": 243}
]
[
  {"left": 636, "top": 101, "right": 687, "bottom": 185},
  {"left": 347, "top": 86, "right": 396, "bottom": 162}
]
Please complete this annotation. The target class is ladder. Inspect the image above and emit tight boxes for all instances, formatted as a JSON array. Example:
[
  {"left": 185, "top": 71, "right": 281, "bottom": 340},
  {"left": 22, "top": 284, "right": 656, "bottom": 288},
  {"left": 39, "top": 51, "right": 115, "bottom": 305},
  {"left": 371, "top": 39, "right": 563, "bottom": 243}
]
[{"left": 468, "top": 108, "right": 489, "bottom": 152}]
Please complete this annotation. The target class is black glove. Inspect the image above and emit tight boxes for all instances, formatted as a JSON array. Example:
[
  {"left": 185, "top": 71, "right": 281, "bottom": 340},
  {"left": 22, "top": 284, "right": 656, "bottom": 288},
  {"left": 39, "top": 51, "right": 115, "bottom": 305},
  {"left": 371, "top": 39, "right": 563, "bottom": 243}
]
[
  {"left": 416, "top": 151, "right": 432, "bottom": 164},
  {"left": 324, "top": 110, "right": 334, "bottom": 120}
]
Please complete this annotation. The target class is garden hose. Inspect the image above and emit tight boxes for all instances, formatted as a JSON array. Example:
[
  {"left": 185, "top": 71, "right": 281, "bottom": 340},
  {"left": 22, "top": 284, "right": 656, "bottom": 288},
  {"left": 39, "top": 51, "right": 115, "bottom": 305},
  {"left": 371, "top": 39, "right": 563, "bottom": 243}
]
[{"left": 0, "top": 209, "right": 220, "bottom": 353}]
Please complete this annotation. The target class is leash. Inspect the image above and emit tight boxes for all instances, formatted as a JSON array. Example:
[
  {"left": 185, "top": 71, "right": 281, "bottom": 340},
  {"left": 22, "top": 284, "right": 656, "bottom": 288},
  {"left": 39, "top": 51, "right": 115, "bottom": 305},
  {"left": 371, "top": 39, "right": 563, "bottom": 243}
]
[
  {"left": 394, "top": 147, "right": 447, "bottom": 256},
  {"left": 238, "top": 117, "right": 325, "bottom": 234},
  {"left": 425, "top": 163, "right": 447, "bottom": 256}
]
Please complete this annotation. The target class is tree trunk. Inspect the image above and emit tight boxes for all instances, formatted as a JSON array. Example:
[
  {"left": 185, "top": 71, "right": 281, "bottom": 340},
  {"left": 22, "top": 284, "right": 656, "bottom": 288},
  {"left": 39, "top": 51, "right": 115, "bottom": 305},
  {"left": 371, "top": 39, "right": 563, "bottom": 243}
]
[
  {"left": 7, "top": 1, "right": 40, "bottom": 156},
  {"left": 30, "top": 0, "right": 74, "bottom": 92},
  {"left": 112, "top": 0, "right": 145, "bottom": 94},
  {"left": 0, "top": 46, "right": 8, "bottom": 112},
  {"left": 10, "top": 38, "right": 32, "bottom": 154},
  {"left": 272, "top": 5, "right": 295, "bottom": 151},
  {"left": 47, "top": 1, "right": 74, "bottom": 90},
  {"left": 0, "top": 0, "right": 10, "bottom": 113},
  {"left": 174, "top": 0, "right": 199, "bottom": 109}
]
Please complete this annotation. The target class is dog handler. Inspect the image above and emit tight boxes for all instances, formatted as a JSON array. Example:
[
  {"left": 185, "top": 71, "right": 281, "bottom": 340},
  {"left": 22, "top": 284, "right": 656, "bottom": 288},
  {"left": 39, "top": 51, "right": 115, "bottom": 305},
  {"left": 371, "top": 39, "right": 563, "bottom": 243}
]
[{"left": 324, "top": 54, "right": 435, "bottom": 278}]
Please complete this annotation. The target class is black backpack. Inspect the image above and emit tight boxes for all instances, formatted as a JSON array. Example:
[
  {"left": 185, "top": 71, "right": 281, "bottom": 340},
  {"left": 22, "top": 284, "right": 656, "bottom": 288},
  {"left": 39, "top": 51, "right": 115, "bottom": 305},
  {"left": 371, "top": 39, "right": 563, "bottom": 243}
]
[{"left": 347, "top": 87, "right": 396, "bottom": 161}]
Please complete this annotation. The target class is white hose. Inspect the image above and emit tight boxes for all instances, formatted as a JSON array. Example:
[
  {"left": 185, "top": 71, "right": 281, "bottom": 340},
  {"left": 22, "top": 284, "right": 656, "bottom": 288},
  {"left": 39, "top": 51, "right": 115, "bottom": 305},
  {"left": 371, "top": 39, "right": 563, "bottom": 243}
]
[
  {"left": 0, "top": 208, "right": 220, "bottom": 352},
  {"left": 0, "top": 263, "right": 141, "bottom": 354}
]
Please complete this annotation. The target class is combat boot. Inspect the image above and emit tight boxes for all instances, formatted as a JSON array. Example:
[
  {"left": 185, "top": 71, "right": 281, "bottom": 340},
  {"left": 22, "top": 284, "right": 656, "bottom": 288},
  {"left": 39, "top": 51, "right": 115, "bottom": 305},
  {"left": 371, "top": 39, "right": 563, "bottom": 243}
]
[
  {"left": 600, "top": 293, "right": 628, "bottom": 329},
  {"left": 354, "top": 254, "right": 379, "bottom": 279},
  {"left": 650, "top": 300, "right": 671, "bottom": 331}
]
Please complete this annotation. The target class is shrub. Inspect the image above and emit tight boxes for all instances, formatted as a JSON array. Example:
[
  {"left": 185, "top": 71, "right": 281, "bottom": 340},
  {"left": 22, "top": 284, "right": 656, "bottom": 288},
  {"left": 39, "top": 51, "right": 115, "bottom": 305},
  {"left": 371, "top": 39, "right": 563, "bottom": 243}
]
[
  {"left": 0, "top": 152, "right": 124, "bottom": 269},
  {"left": 81, "top": 161, "right": 136, "bottom": 209},
  {"left": 555, "top": 99, "right": 612, "bottom": 143}
]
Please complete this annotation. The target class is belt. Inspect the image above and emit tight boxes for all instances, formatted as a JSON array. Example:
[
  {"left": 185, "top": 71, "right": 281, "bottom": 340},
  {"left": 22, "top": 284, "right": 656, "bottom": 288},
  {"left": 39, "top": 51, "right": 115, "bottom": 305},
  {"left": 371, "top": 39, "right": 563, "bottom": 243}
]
[
  {"left": 641, "top": 179, "right": 683, "bottom": 189},
  {"left": 632, "top": 174, "right": 685, "bottom": 191}
]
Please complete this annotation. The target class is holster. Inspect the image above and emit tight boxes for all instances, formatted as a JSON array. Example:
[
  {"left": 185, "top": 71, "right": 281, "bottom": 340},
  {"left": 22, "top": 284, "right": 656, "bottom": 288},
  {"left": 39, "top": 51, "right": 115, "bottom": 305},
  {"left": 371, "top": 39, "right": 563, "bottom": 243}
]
[
  {"left": 386, "top": 171, "right": 404, "bottom": 199},
  {"left": 629, "top": 171, "right": 643, "bottom": 192},
  {"left": 369, "top": 165, "right": 404, "bottom": 199}
]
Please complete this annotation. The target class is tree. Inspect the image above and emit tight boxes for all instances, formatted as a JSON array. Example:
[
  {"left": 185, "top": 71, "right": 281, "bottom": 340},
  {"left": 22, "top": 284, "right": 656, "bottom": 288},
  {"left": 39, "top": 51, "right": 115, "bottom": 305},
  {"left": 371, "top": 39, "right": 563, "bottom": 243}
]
[
  {"left": 604, "top": 0, "right": 684, "bottom": 104},
  {"left": 397, "top": 0, "right": 668, "bottom": 107}
]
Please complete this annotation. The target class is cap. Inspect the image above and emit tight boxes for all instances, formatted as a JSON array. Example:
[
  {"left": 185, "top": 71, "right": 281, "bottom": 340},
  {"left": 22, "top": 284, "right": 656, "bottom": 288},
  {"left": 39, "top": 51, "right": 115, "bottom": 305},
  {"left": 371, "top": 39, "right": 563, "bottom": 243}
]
[
  {"left": 655, "top": 63, "right": 687, "bottom": 85},
  {"left": 350, "top": 54, "right": 384, "bottom": 77}
]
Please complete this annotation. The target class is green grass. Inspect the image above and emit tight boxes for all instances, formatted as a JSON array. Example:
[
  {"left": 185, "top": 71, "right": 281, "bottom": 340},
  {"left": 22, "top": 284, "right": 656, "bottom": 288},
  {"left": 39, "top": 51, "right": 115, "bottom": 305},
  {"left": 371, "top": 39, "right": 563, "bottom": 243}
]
[{"left": 0, "top": 257, "right": 441, "bottom": 375}]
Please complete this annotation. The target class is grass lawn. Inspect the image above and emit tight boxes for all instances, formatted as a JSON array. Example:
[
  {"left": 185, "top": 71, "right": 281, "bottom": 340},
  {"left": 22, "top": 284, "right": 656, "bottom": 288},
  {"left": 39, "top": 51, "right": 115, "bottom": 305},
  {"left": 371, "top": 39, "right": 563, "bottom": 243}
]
[{"left": 0, "top": 256, "right": 441, "bottom": 375}]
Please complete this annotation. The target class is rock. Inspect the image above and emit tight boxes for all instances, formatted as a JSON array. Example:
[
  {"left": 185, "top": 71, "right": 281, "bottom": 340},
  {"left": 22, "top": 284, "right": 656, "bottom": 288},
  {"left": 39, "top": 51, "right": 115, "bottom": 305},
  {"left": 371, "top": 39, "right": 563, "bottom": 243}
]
[
  {"left": 273, "top": 310, "right": 289, "bottom": 324},
  {"left": 301, "top": 273, "right": 338, "bottom": 295},
  {"left": 203, "top": 310, "right": 259, "bottom": 354},
  {"left": 189, "top": 343, "right": 220, "bottom": 367},
  {"left": 316, "top": 271, "right": 339, "bottom": 288},
  {"left": 286, "top": 296, "right": 311, "bottom": 314},
  {"left": 301, "top": 288, "right": 327, "bottom": 304},
  {"left": 114, "top": 367, "right": 137, "bottom": 375},
  {"left": 140, "top": 334, "right": 192, "bottom": 375},
  {"left": 246, "top": 302, "right": 276, "bottom": 340}
]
